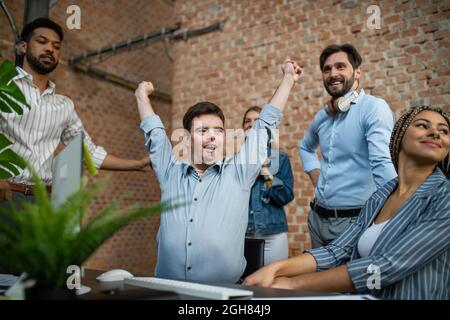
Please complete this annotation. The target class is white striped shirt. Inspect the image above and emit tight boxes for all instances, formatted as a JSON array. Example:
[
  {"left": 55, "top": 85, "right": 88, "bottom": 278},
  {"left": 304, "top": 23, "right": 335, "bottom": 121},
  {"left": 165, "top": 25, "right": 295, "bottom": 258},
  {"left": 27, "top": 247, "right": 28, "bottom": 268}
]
[{"left": 0, "top": 67, "right": 107, "bottom": 185}]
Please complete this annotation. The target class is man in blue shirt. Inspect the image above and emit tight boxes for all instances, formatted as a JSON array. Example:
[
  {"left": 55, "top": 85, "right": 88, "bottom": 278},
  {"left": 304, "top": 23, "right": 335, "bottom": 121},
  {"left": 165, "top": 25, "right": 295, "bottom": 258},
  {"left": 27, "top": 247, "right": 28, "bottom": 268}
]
[
  {"left": 135, "top": 60, "right": 301, "bottom": 283},
  {"left": 300, "top": 44, "right": 397, "bottom": 248}
]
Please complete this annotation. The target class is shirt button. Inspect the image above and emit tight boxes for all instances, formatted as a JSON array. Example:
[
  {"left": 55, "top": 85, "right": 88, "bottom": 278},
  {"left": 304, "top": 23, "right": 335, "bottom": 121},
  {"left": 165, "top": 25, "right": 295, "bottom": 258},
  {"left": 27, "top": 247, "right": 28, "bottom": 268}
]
[
  {"left": 199, "top": 179, "right": 202, "bottom": 182},
  {"left": 190, "top": 218, "right": 194, "bottom": 222},
  {"left": 187, "top": 266, "right": 192, "bottom": 271},
  {"left": 194, "top": 198, "right": 198, "bottom": 201},
  {"left": 188, "top": 242, "right": 192, "bottom": 246}
]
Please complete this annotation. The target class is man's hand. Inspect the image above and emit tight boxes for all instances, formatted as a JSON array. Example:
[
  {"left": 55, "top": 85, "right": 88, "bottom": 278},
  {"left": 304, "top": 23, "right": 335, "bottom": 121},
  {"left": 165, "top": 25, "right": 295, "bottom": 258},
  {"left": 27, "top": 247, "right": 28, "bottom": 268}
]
[
  {"left": 136, "top": 156, "right": 152, "bottom": 172},
  {"left": 0, "top": 180, "right": 12, "bottom": 202},
  {"left": 268, "top": 59, "right": 301, "bottom": 113},
  {"left": 307, "top": 168, "right": 320, "bottom": 188},
  {"left": 282, "top": 59, "right": 302, "bottom": 83},
  {"left": 101, "top": 154, "right": 152, "bottom": 172},
  {"left": 243, "top": 262, "right": 280, "bottom": 288},
  {"left": 135, "top": 81, "right": 154, "bottom": 99},
  {"left": 135, "top": 81, "right": 156, "bottom": 120}
]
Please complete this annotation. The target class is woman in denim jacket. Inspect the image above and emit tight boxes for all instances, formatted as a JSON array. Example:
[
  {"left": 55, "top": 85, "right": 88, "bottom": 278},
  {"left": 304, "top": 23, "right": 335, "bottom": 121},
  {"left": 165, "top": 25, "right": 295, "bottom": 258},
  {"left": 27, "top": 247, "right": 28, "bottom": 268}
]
[{"left": 243, "top": 106, "right": 294, "bottom": 265}]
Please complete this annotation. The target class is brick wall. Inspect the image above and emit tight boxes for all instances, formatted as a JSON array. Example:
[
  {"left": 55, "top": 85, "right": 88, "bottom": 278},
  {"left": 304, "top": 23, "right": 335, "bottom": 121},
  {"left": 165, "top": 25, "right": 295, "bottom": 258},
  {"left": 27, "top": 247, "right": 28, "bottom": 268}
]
[
  {"left": 0, "top": 0, "right": 175, "bottom": 275},
  {"left": 1, "top": 0, "right": 448, "bottom": 272},
  {"left": 171, "top": 0, "right": 449, "bottom": 256}
]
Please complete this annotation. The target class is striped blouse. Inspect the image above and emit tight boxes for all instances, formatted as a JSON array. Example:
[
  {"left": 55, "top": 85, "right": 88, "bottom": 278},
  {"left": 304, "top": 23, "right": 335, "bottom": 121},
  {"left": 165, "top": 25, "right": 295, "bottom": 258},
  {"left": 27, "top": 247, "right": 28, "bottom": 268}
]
[
  {"left": 307, "top": 168, "right": 450, "bottom": 300},
  {"left": 0, "top": 67, "right": 107, "bottom": 185}
]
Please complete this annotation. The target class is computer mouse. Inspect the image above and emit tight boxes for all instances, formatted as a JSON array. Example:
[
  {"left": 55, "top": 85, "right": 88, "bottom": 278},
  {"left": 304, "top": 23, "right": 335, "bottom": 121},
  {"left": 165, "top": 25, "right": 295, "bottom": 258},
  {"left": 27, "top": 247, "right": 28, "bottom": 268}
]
[{"left": 96, "top": 269, "right": 134, "bottom": 282}]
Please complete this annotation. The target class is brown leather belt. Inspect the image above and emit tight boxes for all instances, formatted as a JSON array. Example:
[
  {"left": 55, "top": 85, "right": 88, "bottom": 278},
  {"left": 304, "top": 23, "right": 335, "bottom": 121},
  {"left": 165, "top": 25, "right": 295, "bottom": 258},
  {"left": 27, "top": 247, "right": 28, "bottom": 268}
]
[{"left": 8, "top": 182, "right": 52, "bottom": 195}]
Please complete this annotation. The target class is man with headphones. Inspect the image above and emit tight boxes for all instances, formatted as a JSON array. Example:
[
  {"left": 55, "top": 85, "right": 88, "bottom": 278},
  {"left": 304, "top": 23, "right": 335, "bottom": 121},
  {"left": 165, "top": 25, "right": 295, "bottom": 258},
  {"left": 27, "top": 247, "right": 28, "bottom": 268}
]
[{"left": 299, "top": 44, "right": 397, "bottom": 248}]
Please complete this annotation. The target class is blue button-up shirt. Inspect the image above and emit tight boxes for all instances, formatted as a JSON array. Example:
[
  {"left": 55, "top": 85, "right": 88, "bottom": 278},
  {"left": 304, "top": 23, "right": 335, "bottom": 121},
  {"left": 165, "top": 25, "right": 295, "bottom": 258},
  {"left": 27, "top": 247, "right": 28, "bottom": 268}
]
[
  {"left": 140, "top": 105, "right": 281, "bottom": 283},
  {"left": 299, "top": 90, "right": 397, "bottom": 208}
]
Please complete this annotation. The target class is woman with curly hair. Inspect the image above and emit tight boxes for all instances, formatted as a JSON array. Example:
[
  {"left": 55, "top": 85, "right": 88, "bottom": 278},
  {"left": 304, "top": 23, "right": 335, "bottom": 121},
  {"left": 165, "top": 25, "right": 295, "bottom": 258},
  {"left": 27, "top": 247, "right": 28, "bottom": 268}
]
[{"left": 244, "top": 106, "right": 450, "bottom": 299}]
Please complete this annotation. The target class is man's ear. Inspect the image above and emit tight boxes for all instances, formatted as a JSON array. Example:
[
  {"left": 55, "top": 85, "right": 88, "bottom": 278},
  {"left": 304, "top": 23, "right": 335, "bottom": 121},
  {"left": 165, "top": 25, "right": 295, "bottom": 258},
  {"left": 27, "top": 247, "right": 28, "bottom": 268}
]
[
  {"left": 17, "top": 41, "right": 27, "bottom": 55},
  {"left": 354, "top": 67, "right": 361, "bottom": 81}
]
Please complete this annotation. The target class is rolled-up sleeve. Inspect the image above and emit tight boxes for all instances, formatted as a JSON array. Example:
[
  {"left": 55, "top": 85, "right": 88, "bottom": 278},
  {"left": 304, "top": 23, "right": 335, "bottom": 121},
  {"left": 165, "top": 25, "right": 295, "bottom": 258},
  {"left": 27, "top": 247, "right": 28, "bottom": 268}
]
[
  {"left": 140, "top": 115, "right": 177, "bottom": 186},
  {"left": 305, "top": 220, "right": 363, "bottom": 271},
  {"left": 234, "top": 104, "right": 281, "bottom": 189}
]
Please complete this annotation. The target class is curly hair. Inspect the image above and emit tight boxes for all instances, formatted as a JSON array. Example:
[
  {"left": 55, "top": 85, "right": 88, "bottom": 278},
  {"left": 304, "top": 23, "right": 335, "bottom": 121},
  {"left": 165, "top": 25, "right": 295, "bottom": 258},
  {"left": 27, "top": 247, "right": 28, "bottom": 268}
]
[{"left": 389, "top": 106, "right": 450, "bottom": 178}]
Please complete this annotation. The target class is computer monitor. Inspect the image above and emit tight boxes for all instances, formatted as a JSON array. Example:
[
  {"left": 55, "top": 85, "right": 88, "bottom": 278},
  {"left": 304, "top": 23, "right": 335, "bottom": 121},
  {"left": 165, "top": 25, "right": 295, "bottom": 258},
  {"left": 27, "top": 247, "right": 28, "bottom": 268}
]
[{"left": 51, "top": 133, "right": 83, "bottom": 210}]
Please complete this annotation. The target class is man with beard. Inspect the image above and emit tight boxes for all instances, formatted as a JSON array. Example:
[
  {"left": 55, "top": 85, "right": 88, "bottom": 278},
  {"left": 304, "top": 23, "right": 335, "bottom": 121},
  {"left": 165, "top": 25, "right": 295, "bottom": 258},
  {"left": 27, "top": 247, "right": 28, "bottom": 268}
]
[
  {"left": 300, "top": 44, "right": 397, "bottom": 248},
  {"left": 0, "top": 18, "right": 150, "bottom": 208}
]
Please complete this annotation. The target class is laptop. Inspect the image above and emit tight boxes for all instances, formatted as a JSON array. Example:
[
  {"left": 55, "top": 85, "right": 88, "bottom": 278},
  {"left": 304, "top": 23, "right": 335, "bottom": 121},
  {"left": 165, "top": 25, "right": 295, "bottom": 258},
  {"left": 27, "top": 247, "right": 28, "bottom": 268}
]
[{"left": 51, "top": 133, "right": 83, "bottom": 210}]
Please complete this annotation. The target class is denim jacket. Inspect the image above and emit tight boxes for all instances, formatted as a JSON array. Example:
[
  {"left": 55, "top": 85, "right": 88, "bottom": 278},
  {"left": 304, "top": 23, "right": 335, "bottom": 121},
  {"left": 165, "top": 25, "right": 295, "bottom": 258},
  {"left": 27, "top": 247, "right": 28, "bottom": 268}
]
[{"left": 246, "top": 151, "right": 294, "bottom": 236}]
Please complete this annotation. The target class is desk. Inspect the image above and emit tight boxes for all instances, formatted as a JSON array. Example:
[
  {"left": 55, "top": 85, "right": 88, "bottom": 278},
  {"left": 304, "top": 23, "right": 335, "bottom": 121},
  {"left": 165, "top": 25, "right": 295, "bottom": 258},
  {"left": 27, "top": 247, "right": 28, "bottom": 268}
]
[{"left": 79, "top": 270, "right": 367, "bottom": 300}]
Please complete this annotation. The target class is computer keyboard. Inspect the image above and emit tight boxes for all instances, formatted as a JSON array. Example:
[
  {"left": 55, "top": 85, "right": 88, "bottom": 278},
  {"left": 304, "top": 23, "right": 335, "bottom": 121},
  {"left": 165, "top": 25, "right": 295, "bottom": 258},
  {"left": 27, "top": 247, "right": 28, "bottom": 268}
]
[{"left": 124, "top": 277, "right": 253, "bottom": 300}]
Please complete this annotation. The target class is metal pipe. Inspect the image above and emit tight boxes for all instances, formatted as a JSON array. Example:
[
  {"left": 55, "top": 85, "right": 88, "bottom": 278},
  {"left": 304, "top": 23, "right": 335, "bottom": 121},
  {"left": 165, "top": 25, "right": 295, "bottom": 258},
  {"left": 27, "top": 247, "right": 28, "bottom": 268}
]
[
  {"left": 69, "top": 23, "right": 182, "bottom": 66},
  {"left": 69, "top": 20, "right": 226, "bottom": 66},
  {"left": 73, "top": 64, "right": 172, "bottom": 103}
]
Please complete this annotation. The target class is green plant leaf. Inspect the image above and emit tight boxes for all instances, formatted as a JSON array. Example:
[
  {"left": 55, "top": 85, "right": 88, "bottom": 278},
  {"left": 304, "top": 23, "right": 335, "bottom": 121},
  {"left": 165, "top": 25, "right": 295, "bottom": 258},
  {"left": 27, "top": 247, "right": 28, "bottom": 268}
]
[
  {"left": 0, "top": 60, "right": 30, "bottom": 113},
  {"left": 0, "top": 60, "right": 30, "bottom": 179},
  {"left": 83, "top": 142, "right": 98, "bottom": 176},
  {"left": 0, "top": 142, "right": 27, "bottom": 179},
  {"left": 0, "top": 166, "right": 176, "bottom": 289}
]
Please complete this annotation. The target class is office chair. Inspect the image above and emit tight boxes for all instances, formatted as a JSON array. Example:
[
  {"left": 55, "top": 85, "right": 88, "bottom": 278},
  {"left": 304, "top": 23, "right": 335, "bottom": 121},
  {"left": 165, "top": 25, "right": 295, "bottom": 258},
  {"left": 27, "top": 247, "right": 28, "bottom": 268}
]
[{"left": 242, "top": 238, "right": 265, "bottom": 279}]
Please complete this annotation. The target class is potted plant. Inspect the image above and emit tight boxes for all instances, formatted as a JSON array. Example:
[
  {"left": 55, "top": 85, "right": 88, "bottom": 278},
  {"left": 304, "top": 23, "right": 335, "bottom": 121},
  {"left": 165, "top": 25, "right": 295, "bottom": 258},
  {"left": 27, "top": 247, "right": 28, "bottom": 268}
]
[
  {"left": 0, "top": 60, "right": 170, "bottom": 299},
  {"left": 0, "top": 169, "right": 168, "bottom": 299}
]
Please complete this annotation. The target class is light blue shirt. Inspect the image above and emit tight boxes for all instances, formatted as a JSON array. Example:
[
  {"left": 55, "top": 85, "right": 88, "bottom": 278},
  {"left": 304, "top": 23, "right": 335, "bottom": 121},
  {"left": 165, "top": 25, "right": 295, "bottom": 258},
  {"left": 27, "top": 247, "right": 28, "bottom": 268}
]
[
  {"left": 299, "top": 90, "right": 397, "bottom": 207},
  {"left": 140, "top": 105, "right": 281, "bottom": 283}
]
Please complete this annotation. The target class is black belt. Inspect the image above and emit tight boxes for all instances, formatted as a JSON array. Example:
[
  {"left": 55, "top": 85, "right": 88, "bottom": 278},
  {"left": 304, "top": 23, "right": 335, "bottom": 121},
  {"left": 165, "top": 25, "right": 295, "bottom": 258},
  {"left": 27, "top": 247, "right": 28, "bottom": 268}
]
[{"left": 310, "top": 200, "right": 361, "bottom": 218}]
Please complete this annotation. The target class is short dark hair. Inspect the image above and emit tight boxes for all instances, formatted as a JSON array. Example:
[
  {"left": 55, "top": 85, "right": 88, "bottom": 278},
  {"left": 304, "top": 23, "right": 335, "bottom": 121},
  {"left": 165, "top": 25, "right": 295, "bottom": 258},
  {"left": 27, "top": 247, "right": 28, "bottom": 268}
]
[
  {"left": 183, "top": 102, "right": 225, "bottom": 131},
  {"left": 242, "top": 106, "right": 261, "bottom": 127},
  {"left": 319, "top": 44, "right": 362, "bottom": 71},
  {"left": 20, "top": 17, "right": 64, "bottom": 42}
]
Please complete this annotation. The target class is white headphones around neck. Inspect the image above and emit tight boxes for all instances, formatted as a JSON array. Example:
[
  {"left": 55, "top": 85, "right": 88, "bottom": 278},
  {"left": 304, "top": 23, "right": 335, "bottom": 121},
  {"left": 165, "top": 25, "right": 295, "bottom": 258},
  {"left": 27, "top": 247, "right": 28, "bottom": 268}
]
[{"left": 326, "top": 86, "right": 362, "bottom": 114}]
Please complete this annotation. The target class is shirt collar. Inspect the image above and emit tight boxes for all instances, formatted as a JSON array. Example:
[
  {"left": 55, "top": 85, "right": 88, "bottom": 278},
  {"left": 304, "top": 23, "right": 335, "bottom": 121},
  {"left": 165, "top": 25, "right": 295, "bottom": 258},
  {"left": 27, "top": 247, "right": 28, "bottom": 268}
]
[
  {"left": 14, "top": 66, "right": 56, "bottom": 94},
  {"left": 182, "top": 159, "right": 224, "bottom": 177},
  {"left": 377, "top": 167, "right": 448, "bottom": 201}
]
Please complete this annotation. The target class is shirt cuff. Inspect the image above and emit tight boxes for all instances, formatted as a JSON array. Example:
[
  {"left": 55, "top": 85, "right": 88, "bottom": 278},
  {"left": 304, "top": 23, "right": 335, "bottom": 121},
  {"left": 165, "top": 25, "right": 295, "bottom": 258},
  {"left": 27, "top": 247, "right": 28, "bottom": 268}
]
[
  {"left": 304, "top": 247, "right": 338, "bottom": 271},
  {"left": 302, "top": 160, "right": 321, "bottom": 173},
  {"left": 140, "top": 115, "right": 165, "bottom": 134},
  {"left": 346, "top": 257, "right": 376, "bottom": 293},
  {"left": 92, "top": 146, "right": 107, "bottom": 168},
  {"left": 259, "top": 104, "right": 282, "bottom": 127}
]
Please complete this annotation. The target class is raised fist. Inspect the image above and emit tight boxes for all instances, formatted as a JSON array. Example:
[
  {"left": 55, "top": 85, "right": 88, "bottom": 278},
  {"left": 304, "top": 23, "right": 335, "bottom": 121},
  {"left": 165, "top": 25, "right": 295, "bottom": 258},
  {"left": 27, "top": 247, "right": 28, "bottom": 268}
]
[
  {"left": 282, "top": 59, "right": 302, "bottom": 82},
  {"left": 135, "top": 81, "right": 154, "bottom": 98}
]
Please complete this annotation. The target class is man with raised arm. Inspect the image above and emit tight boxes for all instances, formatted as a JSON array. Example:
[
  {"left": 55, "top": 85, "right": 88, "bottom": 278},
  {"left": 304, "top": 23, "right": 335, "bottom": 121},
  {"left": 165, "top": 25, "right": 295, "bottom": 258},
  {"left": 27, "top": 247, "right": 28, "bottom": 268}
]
[{"left": 135, "top": 60, "right": 301, "bottom": 283}]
